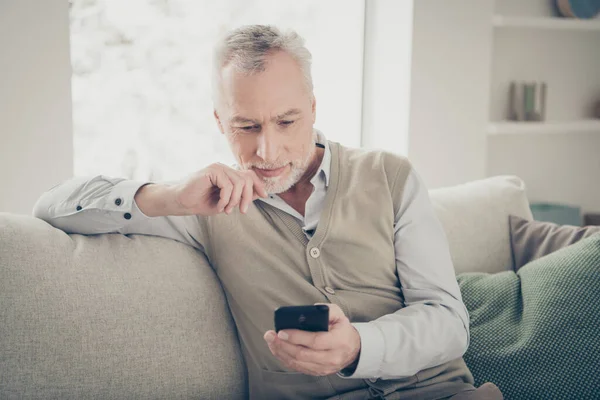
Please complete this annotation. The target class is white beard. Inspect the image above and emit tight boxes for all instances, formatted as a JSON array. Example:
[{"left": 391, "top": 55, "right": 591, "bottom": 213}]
[{"left": 244, "top": 145, "right": 316, "bottom": 194}]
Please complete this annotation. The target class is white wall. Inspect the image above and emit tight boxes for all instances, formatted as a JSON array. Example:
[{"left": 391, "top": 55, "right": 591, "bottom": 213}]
[
  {"left": 488, "top": 133, "right": 600, "bottom": 213},
  {"left": 407, "top": 0, "right": 494, "bottom": 189},
  {"left": 0, "top": 0, "right": 73, "bottom": 215}
]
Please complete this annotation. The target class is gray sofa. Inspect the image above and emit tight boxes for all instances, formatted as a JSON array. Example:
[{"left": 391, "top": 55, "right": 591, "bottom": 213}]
[{"left": 0, "top": 175, "right": 532, "bottom": 399}]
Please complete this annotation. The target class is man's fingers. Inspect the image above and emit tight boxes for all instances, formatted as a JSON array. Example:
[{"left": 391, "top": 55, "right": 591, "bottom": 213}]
[
  {"left": 265, "top": 332, "right": 297, "bottom": 366},
  {"left": 264, "top": 332, "right": 335, "bottom": 376},
  {"left": 213, "top": 169, "right": 233, "bottom": 213},
  {"left": 223, "top": 170, "right": 244, "bottom": 214},
  {"left": 276, "top": 337, "right": 340, "bottom": 367},
  {"left": 270, "top": 345, "right": 319, "bottom": 375},
  {"left": 280, "top": 329, "right": 334, "bottom": 350},
  {"left": 239, "top": 175, "right": 254, "bottom": 214},
  {"left": 220, "top": 168, "right": 267, "bottom": 214},
  {"left": 315, "top": 303, "right": 345, "bottom": 324},
  {"left": 248, "top": 170, "right": 269, "bottom": 198},
  {"left": 205, "top": 164, "right": 268, "bottom": 215}
]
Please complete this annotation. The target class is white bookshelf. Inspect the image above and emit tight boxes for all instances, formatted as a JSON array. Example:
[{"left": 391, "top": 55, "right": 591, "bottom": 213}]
[
  {"left": 488, "top": 119, "right": 600, "bottom": 135},
  {"left": 488, "top": 5, "right": 600, "bottom": 131},
  {"left": 493, "top": 15, "right": 600, "bottom": 31},
  {"left": 486, "top": 0, "right": 600, "bottom": 215}
]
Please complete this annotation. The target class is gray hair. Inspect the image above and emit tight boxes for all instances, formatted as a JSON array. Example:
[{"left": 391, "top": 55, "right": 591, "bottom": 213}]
[{"left": 212, "top": 25, "right": 313, "bottom": 105}]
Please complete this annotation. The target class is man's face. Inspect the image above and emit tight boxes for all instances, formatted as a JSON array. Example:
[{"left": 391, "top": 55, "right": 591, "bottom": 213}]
[{"left": 214, "top": 51, "right": 317, "bottom": 194}]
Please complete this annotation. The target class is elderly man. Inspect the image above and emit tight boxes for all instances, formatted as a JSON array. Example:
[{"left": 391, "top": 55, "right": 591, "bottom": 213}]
[{"left": 33, "top": 25, "right": 502, "bottom": 400}]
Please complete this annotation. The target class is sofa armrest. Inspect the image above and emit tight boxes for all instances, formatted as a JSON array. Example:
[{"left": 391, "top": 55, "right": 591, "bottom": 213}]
[{"left": 0, "top": 212, "right": 247, "bottom": 399}]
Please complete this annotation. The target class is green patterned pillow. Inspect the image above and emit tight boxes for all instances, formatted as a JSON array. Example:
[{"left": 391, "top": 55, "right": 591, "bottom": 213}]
[{"left": 457, "top": 234, "right": 600, "bottom": 400}]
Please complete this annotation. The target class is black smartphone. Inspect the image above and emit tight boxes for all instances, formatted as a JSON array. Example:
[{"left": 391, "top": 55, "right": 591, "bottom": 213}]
[{"left": 274, "top": 305, "right": 329, "bottom": 333}]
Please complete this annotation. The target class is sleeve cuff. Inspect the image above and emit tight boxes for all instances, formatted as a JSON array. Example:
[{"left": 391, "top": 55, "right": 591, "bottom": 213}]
[
  {"left": 104, "top": 180, "right": 155, "bottom": 219},
  {"left": 337, "top": 322, "right": 386, "bottom": 380}
]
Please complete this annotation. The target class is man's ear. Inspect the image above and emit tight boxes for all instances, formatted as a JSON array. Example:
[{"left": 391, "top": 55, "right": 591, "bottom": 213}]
[
  {"left": 311, "top": 95, "right": 317, "bottom": 124},
  {"left": 214, "top": 110, "right": 225, "bottom": 134}
]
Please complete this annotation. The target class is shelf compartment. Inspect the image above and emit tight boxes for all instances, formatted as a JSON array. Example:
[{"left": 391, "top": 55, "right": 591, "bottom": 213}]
[
  {"left": 493, "top": 16, "right": 600, "bottom": 31},
  {"left": 487, "top": 120, "right": 600, "bottom": 135}
]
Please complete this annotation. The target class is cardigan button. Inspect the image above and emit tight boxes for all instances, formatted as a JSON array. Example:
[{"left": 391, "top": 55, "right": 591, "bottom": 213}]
[
  {"left": 309, "top": 247, "right": 320, "bottom": 258},
  {"left": 325, "top": 286, "right": 335, "bottom": 295}
]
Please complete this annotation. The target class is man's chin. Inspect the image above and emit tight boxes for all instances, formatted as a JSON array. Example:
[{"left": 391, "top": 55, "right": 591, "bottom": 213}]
[
  {"left": 264, "top": 180, "right": 293, "bottom": 195},
  {"left": 262, "top": 174, "right": 297, "bottom": 195},
  {"left": 257, "top": 164, "right": 308, "bottom": 195}
]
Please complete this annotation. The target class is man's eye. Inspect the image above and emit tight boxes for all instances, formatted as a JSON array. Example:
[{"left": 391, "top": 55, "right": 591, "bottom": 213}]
[
  {"left": 279, "top": 120, "right": 295, "bottom": 126},
  {"left": 240, "top": 125, "right": 259, "bottom": 131}
]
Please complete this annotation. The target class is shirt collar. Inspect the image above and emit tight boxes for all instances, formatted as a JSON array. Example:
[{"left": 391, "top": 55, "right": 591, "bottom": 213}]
[{"left": 311, "top": 129, "right": 331, "bottom": 188}]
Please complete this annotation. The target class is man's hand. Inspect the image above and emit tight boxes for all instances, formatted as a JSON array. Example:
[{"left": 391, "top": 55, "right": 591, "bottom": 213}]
[
  {"left": 263, "top": 303, "right": 361, "bottom": 376},
  {"left": 135, "top": 163, "right": 268, "bottom": 217}
]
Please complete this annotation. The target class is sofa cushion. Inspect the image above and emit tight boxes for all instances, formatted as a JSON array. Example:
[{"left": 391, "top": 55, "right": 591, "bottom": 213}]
[
  {"left": 429, "top": 176, "right": 533, "bottom": 274},
  {"left": 457, "top": 234, "right": 600, "bottom": 400},
  {"left": 0, "top": 213, "right": 246, "bottom": 399},
  {"left": 509, "top": 214, "right": 600, "bottom": 271}
]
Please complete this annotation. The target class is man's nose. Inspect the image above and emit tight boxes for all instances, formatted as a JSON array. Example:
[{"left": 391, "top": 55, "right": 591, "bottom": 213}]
[{"left": 256, "top": 129, "right": 280, "bottom": 163}]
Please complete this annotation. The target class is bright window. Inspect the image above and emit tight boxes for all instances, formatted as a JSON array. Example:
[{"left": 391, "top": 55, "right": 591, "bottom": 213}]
[{"left": 70, "top": 0, "right": 365, "bottom": 181}]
